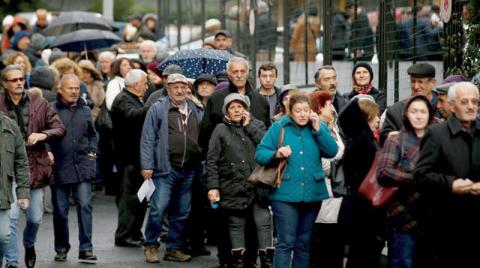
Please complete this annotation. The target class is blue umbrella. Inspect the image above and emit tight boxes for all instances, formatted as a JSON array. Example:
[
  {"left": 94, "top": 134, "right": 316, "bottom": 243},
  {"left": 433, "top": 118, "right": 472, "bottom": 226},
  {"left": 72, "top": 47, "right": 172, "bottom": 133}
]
[
  {"left": 158, "top": 48, "right": 233, "bottom": 79},
  {"left": 51, "top": 29, "right": 121, "bottom": 52}
]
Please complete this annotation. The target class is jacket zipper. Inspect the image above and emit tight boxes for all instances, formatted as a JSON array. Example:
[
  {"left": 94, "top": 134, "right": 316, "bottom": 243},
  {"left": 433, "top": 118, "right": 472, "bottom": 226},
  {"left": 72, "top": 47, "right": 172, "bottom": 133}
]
[{"left": 180, "top": 109, "right": 191, "bottom": 168}]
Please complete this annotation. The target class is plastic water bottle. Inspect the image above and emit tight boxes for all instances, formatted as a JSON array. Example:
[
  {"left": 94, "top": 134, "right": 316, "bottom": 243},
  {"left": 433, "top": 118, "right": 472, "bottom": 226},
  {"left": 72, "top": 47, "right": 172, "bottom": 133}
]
[{"left": 211, "top": 197, "right": 220, "bottom": 209}]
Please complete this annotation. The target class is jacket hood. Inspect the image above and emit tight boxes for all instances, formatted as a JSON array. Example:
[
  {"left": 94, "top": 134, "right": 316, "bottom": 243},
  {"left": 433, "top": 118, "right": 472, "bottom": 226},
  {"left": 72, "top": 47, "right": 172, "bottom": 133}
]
[
  {"left": 30, "top": 66, "right": 55, "bottom": 90},
  {"left": 338, "top": 99, "right": 372, "bottom": 137}
]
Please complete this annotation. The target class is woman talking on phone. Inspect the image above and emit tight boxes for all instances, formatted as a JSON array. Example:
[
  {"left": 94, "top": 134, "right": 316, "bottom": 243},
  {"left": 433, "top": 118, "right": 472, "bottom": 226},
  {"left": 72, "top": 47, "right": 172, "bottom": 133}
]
[
  {"left": 255, "top": 92, "right": 338, "bottom": 268},
  {"left": 206, "top": 93, "right": 274, "bottom": 268}
]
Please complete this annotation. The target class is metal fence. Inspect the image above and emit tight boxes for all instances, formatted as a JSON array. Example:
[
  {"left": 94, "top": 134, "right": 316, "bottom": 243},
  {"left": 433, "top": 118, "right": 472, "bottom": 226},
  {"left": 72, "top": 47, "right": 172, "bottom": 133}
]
[{"left": 158, "top": 0, "right": 449, "bottom": 104}]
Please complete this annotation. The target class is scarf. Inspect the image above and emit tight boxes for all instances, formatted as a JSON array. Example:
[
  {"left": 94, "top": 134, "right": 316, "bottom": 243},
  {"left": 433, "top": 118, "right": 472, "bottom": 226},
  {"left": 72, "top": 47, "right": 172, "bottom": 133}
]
[{"left": 353, "top": 83, "right": 373, "bottom": 95}]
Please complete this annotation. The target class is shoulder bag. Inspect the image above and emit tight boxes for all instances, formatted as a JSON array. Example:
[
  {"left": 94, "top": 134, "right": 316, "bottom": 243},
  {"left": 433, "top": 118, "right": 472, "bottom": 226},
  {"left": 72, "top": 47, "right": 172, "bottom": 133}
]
[{"left": 247, "top": 127, "right": 287, "bottom": 188}]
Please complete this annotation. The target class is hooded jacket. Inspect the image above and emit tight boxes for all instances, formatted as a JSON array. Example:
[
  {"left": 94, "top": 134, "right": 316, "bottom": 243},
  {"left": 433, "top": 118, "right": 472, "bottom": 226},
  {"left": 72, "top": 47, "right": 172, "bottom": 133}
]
[
  {"left": 206, "top": 117, "right": 266, "bottom": 210},
  {"left": 199, "top": 80, "right": 270, "bottom": 154}
]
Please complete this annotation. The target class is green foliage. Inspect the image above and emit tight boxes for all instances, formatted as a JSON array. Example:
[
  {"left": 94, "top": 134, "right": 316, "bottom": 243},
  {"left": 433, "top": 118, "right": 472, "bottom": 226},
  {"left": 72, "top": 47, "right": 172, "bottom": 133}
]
[
  {"left": 463, "top": 0, "right": 480, "bottom": 78},
  {"left": 0, "top": 0, "right": 45, "bottom": 21},
  {"left": 88, "top": 0, "right": 135, "bottom": 21},
  {"left": 445, "top": 0, "right": 480, "bottom": 78}
]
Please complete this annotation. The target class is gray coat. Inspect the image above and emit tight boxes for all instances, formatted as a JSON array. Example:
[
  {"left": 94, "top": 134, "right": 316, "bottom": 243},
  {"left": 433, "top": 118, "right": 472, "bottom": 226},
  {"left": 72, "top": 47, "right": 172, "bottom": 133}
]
[{"left": 0, "top": 113, "right": 30, "bottom": 209}]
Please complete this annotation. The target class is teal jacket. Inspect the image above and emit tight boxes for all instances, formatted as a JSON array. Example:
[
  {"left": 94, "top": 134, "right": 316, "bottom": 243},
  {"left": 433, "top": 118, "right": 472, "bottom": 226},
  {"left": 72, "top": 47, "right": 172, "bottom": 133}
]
[{"left": 255, "top": 116, "right": 338, "bottom": 202}]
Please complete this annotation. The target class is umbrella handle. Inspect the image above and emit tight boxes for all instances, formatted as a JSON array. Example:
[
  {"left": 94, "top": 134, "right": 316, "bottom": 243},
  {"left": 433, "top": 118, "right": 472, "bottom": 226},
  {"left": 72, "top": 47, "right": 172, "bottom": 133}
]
[{"left": 84, "top": 42, "right": 88, "bottom": 60}]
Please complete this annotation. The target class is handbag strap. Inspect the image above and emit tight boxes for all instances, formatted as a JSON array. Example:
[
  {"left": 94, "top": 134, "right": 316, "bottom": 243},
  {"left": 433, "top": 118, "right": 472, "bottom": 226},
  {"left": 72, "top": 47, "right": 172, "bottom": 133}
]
[
  {"left": 275, "top": 127, "right": 286, "bottom": 188},
  {"left": 278, "top": 127, "right": 285, "bottom": 148}
]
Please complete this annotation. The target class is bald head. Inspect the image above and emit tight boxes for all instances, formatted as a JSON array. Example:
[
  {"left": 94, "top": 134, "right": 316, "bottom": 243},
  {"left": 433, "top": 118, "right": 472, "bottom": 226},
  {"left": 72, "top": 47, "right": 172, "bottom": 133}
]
[
  {"left": 58, "top": 73, "right": 80, "bottom": 104},
  {"left": 36, "top": 9, "right": 48, "bottom": 27}
]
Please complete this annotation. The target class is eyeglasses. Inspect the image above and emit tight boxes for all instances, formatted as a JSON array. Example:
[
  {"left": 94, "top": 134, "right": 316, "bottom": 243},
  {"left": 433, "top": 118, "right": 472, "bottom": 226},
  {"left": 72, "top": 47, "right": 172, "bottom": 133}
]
[{"left": 4, "top": 77, "right": 24, "bottom": 83}]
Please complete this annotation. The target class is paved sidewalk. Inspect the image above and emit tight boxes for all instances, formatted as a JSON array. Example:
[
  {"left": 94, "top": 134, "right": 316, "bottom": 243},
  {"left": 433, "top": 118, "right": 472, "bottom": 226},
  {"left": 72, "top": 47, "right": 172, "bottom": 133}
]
[{"left": 14, "top": 192, "right": 219, "bottom": 268}]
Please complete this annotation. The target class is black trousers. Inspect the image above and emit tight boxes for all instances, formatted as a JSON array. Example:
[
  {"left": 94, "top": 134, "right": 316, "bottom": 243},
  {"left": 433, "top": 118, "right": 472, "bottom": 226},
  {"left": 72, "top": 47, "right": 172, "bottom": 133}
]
[
  {"left": 311, "top": 222, "right": 346, "bottom": 268},
  {"left": 184, "top": 166, "right": 209, "bottom": 251},
  {"left": 214, "top": 207, "right": 259, "bottom": 266},
  {"left": 114, "top": 164, "right": 148, "bottom": 242}
]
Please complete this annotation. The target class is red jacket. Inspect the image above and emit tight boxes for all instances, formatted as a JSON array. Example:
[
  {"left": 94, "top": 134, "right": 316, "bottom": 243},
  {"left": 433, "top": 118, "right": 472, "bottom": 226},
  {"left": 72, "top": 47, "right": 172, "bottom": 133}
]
[{"left": 0, "top": 92, "right": 66, "bottom": 188}]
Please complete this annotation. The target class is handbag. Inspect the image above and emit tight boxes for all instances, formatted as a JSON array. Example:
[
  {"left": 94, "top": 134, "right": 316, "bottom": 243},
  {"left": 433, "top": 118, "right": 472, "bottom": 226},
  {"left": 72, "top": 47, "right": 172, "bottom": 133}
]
[
  {"left": 358, "top": 152, "right": 398, "bottom": 208},
  {"left": 95, "top": 100, "right": 112, "bottom": 132},
  {"left": 330, "top": 158, "right": 348, "bottom": 197},
  {"left": 358, "top": 132, "right": 402, "bottom": 208},
  {"left": 247, "top": 127, "right": 286, "bottom": 188},
  {"left": 316, "top": 178, "right": 343, "bottom": 224}
]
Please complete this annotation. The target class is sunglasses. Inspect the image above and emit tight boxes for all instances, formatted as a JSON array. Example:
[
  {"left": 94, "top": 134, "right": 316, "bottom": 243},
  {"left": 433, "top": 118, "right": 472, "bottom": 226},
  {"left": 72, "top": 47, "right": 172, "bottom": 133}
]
[{"left": 4, "top": 77, "right": 25, "bottom": 83}]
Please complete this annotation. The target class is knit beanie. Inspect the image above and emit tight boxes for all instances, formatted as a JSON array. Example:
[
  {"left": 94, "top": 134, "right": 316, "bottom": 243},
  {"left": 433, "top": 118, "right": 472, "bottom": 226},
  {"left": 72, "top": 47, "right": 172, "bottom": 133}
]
[
  {"left": 352, "top": 62, "right": 373, "bottom": 84},
  {"left": 11, "top": 30, "right": 30, "bottom": 48},
  {"left": 30, "top": 66, "right": 55, "bottom": 90},
  {"left": 222, "top": 93, "right": 250, "bottom": 115},
  {"left": 147, "top": 61, "right": 162, "bottom": 77}
]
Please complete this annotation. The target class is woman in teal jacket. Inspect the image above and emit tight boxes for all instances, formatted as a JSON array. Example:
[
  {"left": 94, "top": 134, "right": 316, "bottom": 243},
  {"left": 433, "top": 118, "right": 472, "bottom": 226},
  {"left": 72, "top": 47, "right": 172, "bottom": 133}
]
[{"left": 255, "top": 93, "right": 338, "bottom": 268}]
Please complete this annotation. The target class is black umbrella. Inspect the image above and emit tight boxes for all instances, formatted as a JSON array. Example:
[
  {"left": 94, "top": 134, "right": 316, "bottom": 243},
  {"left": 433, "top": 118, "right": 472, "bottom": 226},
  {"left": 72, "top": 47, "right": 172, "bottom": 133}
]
[
  {"left": 51, "top": 29, "right": 121, "bottom": 54},
  {"left": 43, "top": 11, "right": 117, "bottom": 36}
]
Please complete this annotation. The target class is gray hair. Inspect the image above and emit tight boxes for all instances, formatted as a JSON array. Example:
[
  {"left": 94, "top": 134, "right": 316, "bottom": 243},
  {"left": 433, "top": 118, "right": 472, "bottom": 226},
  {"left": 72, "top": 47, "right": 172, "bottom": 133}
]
[
  {"left": 124, "top": 69, "right": 147, "bottom": 87},
  {"left": 1, "top": 65, "right": 24, "bottom": 81},
  {"left": 59, "top": 73, "right": 80, "bottom": 88},
  {"left": 227, "top": 57, "right": 250, "bottom": 73},
  {"left": 448, "top": 81, "right": 479, "bottom": 101},
  {"left": 314, "top": 65, "right": 336, "bottom": 81},
  {"left": 139, "top": 40, "right": 157, "bottom": 53},
  {"left": 98, "top": 51, "right": 116, "bottom": 62}
]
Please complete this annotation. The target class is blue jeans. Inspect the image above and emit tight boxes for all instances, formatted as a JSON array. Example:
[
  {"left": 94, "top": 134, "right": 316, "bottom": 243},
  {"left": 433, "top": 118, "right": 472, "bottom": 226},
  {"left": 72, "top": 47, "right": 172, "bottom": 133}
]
[
  {"left": 51, "top": 182, "right": 93, "bottom": 253},
  {"left": 0, "top": 209, "right": 11, "bottom": 267},
  {"left": 5, "top": 184, "right": 44, "bottom": 266},
  {"left": 144, "top": 166, "right": 194, "bottom": 249},
  {"left": 271, "top": 201, "right": 321, "bottom": 268},
  {"left": 388, "top": 231, "right": 417, "bottom": 268}
]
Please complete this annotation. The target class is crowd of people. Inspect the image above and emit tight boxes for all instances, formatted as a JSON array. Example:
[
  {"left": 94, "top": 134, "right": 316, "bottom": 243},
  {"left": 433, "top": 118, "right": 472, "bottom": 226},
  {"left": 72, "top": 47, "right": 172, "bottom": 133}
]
[{"left": 0, "top": 7, "right": 479, "bottom": 268}]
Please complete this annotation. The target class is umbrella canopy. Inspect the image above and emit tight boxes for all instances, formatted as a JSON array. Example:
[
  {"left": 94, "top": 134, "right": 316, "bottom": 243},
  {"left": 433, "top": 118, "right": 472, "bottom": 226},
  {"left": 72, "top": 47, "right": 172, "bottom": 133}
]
[
  {"left": 158, "top": 48, "right": 233, "bottom": 79},
  {"left": 44, "top": 11, "right": 117, "bottom": 36},
  {"left": 51, "top": 29, "right": 121, "bottom": 52}
]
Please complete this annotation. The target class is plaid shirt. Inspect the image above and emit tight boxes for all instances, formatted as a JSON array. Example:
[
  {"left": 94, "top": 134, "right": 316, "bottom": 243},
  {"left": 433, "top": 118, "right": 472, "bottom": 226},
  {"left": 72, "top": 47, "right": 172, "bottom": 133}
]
[{"left": 377, "top": 129, "right": 422, "bottom": 234}]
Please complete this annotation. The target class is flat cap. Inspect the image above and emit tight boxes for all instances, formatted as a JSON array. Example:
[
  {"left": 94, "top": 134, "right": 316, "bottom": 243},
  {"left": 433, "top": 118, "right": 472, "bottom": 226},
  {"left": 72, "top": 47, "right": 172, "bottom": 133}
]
[
  {"left": 162, "top": 64, "right": 183, "bottom": 76},
  {"left": 407, "top": 63, "right": 436, "bottom": 78},
  {"left": 215, "top": 30, "right": 232, "bottom": 38},
  {"left": 167, "top": 73, "right": 189, "bottom": 85},
  {"left": 434, "top": 74, "right": 468, "bottom": 94},
  {"left": 129, "top": 13, "right": 143, "bottom": 21},
  {"left": 193, "top": 74, "right": 217, "bottom": 89}
]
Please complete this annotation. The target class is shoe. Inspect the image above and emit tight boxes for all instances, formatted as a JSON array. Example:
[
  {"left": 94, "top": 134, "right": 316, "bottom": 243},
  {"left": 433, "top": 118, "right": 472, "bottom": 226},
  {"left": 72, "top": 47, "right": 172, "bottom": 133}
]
[
  {"left": 259, "top": 248, "right": 274, "bottom": 268},
  {"left": 144, "top": 245, "right": 160, "bottom": 263},
  {"left": 24, "top": 246, "right": 36, "bottom": 268},
  {"left": 54, "top": 251, "right": 67, "bottom": 262},
  {"left": 163, "top": 249, "right": 192, "bottom": 262},
  {"left": 231, "top": 249, "right": 245, "bottom": 268},
  {"left": 5, "top": 264, "right": 17, "bottom": 268},
  {"left": 79, "top": 251, "right": 97, "bottom": 263},
  {"left": 190, "top": 246, "right": 211, "bottom": 257},
  {"left": 115, "top": 237, "right": 143, "bottom": 247}
]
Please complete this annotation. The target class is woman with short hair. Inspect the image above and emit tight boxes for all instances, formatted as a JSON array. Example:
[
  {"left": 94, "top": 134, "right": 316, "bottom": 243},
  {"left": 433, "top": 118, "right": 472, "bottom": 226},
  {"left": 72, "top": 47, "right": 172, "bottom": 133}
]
[{"left": 256, "top": 92, "right": 338, "bottom": 268}]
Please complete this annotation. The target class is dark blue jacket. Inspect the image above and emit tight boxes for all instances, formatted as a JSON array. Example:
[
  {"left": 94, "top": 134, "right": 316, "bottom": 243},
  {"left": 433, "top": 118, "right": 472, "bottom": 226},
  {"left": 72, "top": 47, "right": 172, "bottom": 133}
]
[
  {"left": 49, "top": 98, "right": 97, "bottom": 185},
  {"left": 140, "top": 97, "right": 203, "bottom": 177}
]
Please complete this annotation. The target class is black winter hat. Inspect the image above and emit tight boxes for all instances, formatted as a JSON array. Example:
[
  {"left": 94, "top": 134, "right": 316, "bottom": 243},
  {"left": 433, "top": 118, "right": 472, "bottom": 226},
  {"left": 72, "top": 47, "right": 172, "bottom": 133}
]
[
  {"left": 352, "top": 62, "right": 373, "bottom": 84},
  {"left": 193, "top": 74, "right": 217, "bottom": 90},
  {"left": 30, "top": 66, "right": 55, "bottom": 90}
]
